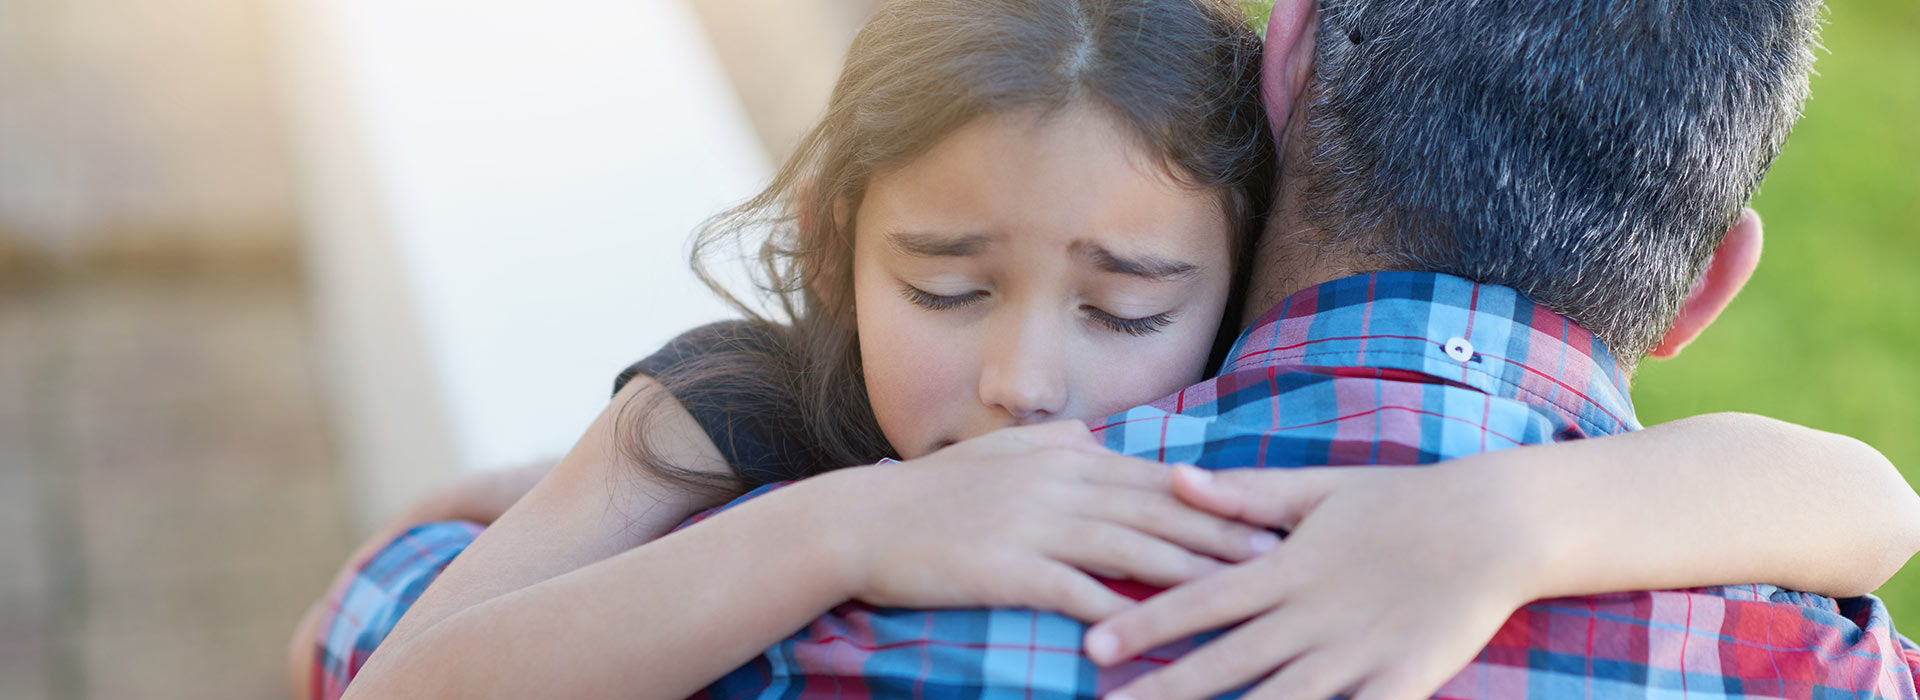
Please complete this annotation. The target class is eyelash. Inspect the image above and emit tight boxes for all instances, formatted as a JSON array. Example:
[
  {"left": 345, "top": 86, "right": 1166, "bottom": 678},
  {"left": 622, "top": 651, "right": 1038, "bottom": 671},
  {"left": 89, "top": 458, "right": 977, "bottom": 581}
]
[
  {"left": 1088, "top": 308, "right": 1177, "bottom": 337},
  {"left": 898, "top": 284, "right": 986, "bottom": 310},
  {"left": 896, "top": 283, "right": 1175, "bottom": 337}
]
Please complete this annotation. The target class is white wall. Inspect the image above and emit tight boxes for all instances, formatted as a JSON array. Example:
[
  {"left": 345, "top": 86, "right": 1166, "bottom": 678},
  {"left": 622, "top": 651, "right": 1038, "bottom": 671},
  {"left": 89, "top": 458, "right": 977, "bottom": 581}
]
[{"left": 272, "top": 0, "right": 771, "bottom": 530}]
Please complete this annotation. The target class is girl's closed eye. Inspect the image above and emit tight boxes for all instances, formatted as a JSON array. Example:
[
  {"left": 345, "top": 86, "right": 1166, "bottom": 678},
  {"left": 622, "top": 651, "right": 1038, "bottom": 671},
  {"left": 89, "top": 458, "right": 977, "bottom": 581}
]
[
  {"left": 898, "top": 282, "right": 987, "bottom": 310},
  {"left": 1084, "top": 306, "right": 1177, "bottom": 337},
  {"left": 899, "top": 279, "right": 1177, "bottom": 337}
]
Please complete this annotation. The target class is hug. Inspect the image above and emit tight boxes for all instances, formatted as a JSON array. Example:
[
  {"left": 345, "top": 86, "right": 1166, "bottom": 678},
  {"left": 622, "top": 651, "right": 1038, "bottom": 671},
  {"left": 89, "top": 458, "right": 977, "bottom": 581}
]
[{"left": 295, "top": 0, "right": 1920, "bottom": 698}]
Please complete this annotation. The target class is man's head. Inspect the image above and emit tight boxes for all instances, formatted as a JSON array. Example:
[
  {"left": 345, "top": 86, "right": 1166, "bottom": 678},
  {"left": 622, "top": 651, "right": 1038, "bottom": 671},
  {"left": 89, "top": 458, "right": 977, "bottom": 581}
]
[{"left": 1252, "top": 0, "right": 1822, "bottom": 368}]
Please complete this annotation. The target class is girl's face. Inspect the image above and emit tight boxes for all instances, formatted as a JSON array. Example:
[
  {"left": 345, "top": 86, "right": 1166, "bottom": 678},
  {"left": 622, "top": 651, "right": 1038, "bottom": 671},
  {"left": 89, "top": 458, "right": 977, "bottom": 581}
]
[{"left": 851, "top": 104, "right": 1235, "bottom": 459}]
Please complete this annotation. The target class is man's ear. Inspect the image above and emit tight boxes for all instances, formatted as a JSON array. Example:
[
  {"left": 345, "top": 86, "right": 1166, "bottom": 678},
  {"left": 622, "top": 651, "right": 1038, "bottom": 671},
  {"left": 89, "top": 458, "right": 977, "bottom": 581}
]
[
  {"left": 1262, "top": 0, "right": 1319, "bottom": 150},
  {"left": 1648, "top": 208, "right": 1764, "bottom": 359}
]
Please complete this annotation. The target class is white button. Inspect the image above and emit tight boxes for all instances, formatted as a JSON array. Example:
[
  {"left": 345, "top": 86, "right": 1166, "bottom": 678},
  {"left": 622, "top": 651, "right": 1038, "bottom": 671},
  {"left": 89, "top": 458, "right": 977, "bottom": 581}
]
[{"left": 1444, "top": 337, "right": 1475, "bottom": 362}]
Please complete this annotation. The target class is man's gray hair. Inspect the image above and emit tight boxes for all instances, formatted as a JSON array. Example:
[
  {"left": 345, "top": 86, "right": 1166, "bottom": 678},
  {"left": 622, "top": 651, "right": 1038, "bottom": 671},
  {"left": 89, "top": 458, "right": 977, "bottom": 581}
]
[{"left": 1294, "top": 0, "right": 1822, "bottom": 363}]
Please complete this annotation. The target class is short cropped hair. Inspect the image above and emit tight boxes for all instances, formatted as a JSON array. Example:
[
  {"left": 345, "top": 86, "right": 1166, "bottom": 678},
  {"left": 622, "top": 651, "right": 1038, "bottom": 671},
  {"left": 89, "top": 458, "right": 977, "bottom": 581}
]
[{"left": 1294, "top": 0, "right": 1822, "bottom": 362}]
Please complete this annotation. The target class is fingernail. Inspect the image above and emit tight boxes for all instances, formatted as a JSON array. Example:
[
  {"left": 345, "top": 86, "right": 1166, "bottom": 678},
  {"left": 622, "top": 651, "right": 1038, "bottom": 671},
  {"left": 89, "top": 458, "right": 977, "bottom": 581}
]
[
  {"left": 1177, "top": 464, "right": 1211, "bottom": 484},
  {"left": 1249, "top": 530, "right": 1281, "bottom": 553},
  {"left": 1085, "top": 629, "right": 1119, "bottom": 662}
]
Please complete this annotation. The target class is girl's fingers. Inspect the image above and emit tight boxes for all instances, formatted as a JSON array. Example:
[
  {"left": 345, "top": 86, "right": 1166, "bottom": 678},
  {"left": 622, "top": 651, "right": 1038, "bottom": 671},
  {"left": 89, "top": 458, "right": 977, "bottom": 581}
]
[
  {"left": 1078, "top": 562, "right": 1130, "bottom": 580},
  {"left": 1104, "top": 606, "right": 1311, "bottom": 700},
  {"left": 1002, "top": 419, "right": 1107, "bottom": 453},
  {"left": 1171, "top": 466, "right": 1349, "bottom": 530},
  {"left": 1064, "top": 452, "right": 1181, "bottom": 490},
  {"left": 1017, "top": 560, "right": 1137, "bottom": 623},
  {"left": 1085, "top": 555, "right": 1284, "bottom": 665},
  {"left": 1051, "top": 521, "right": 1228, "bottom": 587},
  {"left": 1246, "top": 648, "right": 1367, "bottom": 700},
  {"left": 1348, "top": 665, "right": 1434, "bottom": 700},
  {"left": 1087, "top": 488, "right": 1279, "bottom": 563}
]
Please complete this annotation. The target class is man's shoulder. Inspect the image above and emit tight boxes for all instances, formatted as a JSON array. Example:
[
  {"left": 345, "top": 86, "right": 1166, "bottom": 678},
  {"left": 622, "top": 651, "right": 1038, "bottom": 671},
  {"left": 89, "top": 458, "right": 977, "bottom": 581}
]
[
  {"left": 1094, "top": 365, "right": 1581, "bottom": 468},
  {"left": 1204, "top": 272, "right": 1638, "bottom": 446}
]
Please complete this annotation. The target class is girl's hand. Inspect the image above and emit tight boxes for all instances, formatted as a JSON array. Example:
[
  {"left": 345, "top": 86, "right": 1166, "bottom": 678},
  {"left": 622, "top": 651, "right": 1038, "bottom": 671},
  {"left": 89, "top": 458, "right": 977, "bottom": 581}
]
[
  {"left": 1085, "top": 464, "right": 1543, "bottom": 700},
  {"left": 808, "top": 421, "right": 1284, "bottom": 623}
]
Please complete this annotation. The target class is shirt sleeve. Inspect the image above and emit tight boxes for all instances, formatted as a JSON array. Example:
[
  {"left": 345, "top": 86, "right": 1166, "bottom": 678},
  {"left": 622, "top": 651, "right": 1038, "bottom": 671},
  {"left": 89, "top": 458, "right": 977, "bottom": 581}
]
[
  {"left": 1902, "top": 634, "right": 1920, "bottom": 693},
  {"left": 309, "top": 521, "right": 483, "bottom": 700},
  {"left": 610, "top": 320, "right": 822, "bottom": 485}
]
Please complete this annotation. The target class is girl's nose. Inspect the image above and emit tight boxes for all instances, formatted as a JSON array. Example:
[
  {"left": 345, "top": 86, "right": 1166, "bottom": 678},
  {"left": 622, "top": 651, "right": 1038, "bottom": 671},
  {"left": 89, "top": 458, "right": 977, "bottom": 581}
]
[{"left": 977, "top": 311, "right": 1069, "bottom": 422}]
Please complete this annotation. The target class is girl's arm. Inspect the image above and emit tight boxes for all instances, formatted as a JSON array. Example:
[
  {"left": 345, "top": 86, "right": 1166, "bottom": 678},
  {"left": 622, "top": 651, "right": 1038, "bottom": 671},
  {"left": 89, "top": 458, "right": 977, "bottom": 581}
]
[
  {"left": 341, "top": 421, "right": 1278, "bottom": 700},
  {"left": 1515, "top": 411, "right": 1920, "bottom": 599},
  {"left": 287, "top": 461, "right": 555, "bottom": 700},
  {"left": 291, "top": 376, "right": 733, "bottom": 700},
  {"left": 1082, "top": 413, "right": 1920, "bottom": 700},
  {"left": 358, "top": 376, "right": 738, "bottom": 660},
  {"left": 340, "top": 469, "right": 862, "bottom": 699}
]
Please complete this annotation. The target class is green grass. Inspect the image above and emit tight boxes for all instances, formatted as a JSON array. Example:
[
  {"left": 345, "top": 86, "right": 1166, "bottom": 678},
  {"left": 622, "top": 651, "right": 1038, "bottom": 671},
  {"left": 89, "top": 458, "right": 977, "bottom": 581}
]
[
  {"left": 1634, "top": 0, "right": 1920, "bottom": 627},
  {"left": 1241, "top": 0, "right": 1274, "bottom": 35}
]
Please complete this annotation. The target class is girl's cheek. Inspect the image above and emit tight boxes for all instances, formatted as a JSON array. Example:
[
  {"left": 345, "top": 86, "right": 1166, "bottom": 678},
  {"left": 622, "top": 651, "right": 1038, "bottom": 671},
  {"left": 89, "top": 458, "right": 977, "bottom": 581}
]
[
  {"left": 1075, "top": 325, "right": 1218, "bottom": 419},
  {"left": 882, "top": 318, "right": 968, "bottom": 397},
  {"left": 859, "top": 301, "right": 973, "bottom": 454}
]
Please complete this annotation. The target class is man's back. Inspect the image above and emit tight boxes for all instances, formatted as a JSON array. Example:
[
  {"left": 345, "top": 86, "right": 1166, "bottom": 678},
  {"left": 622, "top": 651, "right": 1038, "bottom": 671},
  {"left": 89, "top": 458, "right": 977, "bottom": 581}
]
[{"left": 700, "top": 272, "right": 1920, "bottom": 699}]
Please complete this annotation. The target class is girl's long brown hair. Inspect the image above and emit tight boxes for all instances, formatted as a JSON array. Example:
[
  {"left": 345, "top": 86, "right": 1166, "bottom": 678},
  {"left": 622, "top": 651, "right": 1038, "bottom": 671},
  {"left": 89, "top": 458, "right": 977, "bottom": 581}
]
[{"left": 620, "top": 0, "right": 1274, "bottom": 503}]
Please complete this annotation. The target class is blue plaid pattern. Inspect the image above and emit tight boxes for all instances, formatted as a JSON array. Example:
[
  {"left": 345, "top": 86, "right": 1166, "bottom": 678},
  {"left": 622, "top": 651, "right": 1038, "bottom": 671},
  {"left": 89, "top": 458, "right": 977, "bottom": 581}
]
[
  {"left": 312, "top": 272, "right": 1920, "bottom": 699},
  {"left": 311, "top": 520, "right": 481, "bottom": 700}
]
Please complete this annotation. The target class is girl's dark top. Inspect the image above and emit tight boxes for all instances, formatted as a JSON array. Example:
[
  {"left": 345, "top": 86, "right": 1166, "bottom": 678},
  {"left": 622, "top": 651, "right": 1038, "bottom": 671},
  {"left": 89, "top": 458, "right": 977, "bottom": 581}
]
[{"left": 612, "top": 320, "right": 819, "bottom": 485}]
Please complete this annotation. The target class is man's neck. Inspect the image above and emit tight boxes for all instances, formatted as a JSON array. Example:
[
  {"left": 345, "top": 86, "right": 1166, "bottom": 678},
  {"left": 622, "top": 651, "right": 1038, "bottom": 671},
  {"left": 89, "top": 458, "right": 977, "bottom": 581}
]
[
  {"left": 1238, "top": 210, "right": 1381, "bottom": 329},
  {"left": 1237, "top": 212, "right": 1643, "bottom": 379}
]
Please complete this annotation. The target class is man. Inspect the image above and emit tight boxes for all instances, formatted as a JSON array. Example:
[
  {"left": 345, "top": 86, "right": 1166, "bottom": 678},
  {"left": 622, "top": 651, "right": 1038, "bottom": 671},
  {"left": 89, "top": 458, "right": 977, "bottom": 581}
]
[
  {"left": 687, "top": 0, "right": 1920, "bottom": 697},
  {"left": 302, "top": 0, "right": 1920, "bottom": 698}
]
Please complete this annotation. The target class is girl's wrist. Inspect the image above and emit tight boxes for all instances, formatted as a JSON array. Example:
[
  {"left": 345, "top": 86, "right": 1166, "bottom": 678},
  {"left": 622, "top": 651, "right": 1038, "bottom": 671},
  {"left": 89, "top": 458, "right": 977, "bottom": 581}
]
[
  {"left": 1431, "top": 456, "right": 1564, "bottom": 606},
  {"left": 774, "top": 466, "right": 882, "bottom": 601}
]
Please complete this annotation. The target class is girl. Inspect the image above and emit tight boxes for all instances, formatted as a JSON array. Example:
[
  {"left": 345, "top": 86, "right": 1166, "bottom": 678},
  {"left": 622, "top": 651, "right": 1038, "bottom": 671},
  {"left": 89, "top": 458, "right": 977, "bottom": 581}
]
[{"left": 301, "top": 0, "right": 1920, "bottom": 698}]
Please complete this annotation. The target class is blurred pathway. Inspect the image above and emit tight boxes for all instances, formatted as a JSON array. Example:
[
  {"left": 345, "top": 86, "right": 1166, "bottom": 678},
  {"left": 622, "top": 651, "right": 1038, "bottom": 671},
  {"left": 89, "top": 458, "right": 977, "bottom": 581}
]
[
  {"left": 0, "top": 1, "right": 873, "bottom": 697},
  {"left": 0, "top": 264, "right": 353, "bottom": 700}
]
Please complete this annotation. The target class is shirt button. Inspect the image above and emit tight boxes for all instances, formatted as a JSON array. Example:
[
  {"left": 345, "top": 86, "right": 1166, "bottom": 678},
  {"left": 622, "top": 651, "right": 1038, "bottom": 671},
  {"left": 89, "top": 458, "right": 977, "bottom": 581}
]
[{"left": 1445, "top": 337, "right": 1475, "bottom": 362}]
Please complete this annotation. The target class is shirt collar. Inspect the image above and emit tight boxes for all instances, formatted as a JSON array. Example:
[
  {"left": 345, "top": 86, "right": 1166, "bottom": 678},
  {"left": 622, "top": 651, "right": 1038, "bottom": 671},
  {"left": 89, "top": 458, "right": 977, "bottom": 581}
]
[{"left": 1222, "top": 271, "right": 1639, "bottom": 435}]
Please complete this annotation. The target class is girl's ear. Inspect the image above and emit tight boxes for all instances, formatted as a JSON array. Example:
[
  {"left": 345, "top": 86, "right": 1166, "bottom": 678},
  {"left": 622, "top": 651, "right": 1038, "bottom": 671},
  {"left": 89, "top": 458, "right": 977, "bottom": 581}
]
[
  {"left": 797, "top": 180, "right": 859, "bottom": 328},
  {"left": 795, "top": 178, "right": 821, "bottom": 236},
  {"left": 823, "top": 196, "right": 856, "bottom": 326}
]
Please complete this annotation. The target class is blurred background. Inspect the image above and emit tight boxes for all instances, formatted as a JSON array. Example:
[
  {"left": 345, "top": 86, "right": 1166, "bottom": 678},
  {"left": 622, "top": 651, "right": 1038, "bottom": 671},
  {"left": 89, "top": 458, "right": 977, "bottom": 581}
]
[{"left": 0, "top": 0, "right": 1912, "bottom": 698}]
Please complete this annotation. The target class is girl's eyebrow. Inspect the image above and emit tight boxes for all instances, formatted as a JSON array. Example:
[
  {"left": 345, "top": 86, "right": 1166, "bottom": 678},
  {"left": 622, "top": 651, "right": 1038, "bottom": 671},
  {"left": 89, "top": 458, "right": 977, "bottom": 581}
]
[
  {"left": 1077, "top": 241, "right": 1198, "bottom": 282},
  {"left": 888, "top": 230, "right": 994, "bottom": 257},
  {"left": 886, "top": 231, "right": 1196, "bottom": 282}
]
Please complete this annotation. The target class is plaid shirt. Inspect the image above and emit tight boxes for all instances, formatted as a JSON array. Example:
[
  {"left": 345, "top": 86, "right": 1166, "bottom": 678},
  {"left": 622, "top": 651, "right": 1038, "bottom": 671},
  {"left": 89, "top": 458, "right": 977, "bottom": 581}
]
[
  {"left": 310, "top": 520, "right": 483, "bottom": 700},
  {"left": 314, "top": 271, "right": 1920, "bottom": 698}
]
